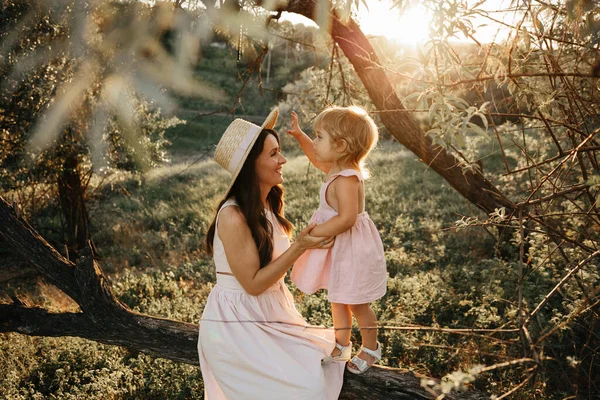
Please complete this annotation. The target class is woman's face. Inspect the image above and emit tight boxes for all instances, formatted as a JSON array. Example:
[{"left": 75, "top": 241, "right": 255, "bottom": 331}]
[{"left": 255, "top": 133, "right": 286, "bottom": 188}]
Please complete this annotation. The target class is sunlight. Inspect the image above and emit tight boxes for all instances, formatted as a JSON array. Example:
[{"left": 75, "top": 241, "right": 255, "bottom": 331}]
[
  {"left": 281, "top": 0, "right": 514, "bottom": 45},
  {"left": 279, "top": 1, "right": 431, "bottom": 45},
  {"left": 357, "top": 1, "right": 432, "bottom": 45}
]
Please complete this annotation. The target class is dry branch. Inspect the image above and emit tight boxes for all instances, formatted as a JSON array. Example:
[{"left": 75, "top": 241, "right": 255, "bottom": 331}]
[
  {"left": 280, "top": 0, "right": 514, "bottom": 215},
  {"left": 0, "top": 196, "right": 487, "bottom": 398},
  {"left": 524, "top": 249, "right": 600, "bottom": 327}
]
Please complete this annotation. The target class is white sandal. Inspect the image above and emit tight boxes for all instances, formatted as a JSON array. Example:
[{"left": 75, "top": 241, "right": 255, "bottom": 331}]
[
  {"left": 346, "top": 342, "right": 382, "bottom": 374},
  {"left": 321, "top": 341, "right": 352, "bottom": 364}
]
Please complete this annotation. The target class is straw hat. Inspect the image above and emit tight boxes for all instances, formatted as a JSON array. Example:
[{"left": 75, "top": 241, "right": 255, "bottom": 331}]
[{"left": 214, "top": 108, "right": 279, "bottom": 195}]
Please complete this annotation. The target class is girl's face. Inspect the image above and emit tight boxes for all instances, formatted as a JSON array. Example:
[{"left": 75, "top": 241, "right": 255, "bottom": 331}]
[
  {"left": 313, "top": 128, "right": 341, "bottom": 163},
  {"left": 255, "top": 133, "right": 286, "bottom": 188}
]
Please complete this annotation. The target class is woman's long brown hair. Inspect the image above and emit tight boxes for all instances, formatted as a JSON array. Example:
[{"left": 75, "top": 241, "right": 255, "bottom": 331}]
[{"left": 205, "top": 129, "right": 294, "bottom": 268}]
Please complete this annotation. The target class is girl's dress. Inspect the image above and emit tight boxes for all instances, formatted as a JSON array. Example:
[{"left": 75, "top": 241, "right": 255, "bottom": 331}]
[
  {"left": 198, "top": 198, "right": 345, "bottom": 399},
  {"left": 291, "top": 169, "right": 387, "bottom": 304}
]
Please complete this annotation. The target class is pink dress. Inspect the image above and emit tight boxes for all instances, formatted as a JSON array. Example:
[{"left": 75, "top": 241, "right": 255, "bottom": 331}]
[
  {"left": 291, "top": 169, "right": 387, "bottom": 304},
  {"left": 198, "top": 198, "right": 345, "bottom": 399}
]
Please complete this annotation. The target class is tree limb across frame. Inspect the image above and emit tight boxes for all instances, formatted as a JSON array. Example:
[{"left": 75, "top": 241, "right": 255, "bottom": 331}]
[
  {"left": 0, "top": 196, "right": 200, "bottom": 364},
  {"left": 275, "top": 0, "right": 514, "bottom": 215},
  {"left": 0, "top": 196, "right": 487, "bottom": 399}
]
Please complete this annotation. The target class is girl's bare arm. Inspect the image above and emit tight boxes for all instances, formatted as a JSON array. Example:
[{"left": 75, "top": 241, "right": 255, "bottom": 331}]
[{"left": 286, "top": 111, "right": 332, "bottom": 173}]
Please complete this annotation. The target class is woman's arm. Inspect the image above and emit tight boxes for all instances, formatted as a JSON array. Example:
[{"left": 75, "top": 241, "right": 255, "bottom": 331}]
[
  {"left": 287, "top": 111, "right": 332, "bottom": 173},
  {"left": 218, "top": 207, "right": 332, "bottom": 296},
  {"left": 309, "top": 176, "right": 360, "bottom": 237}
]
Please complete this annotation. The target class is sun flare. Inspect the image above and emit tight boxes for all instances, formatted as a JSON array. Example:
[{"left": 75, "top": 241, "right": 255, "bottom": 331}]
[{"left": 357, "top": 1, "right": 432, "bottom": 45}]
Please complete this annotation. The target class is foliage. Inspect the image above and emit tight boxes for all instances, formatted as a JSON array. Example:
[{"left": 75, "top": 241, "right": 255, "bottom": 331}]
[
  {"left": 276, "top": 51, "right": 379, "bottom": 152},
  {"left": 1, "top": 316, "right": 203, "bottom": 400},
  {"left": 0, "top": 144, "right": 541, "bottom": 399},
  {"left": 278, "top": 0, "right": 600, "bottom": 396},
  {"left": 2, "top": 0, "right": 600, "bottom": 398},
  {"left": 180, "top": 20, "right": 325, "bottom": 117},
  {"left": 0, "top": 0, "right": 187, "bottom": 232}
]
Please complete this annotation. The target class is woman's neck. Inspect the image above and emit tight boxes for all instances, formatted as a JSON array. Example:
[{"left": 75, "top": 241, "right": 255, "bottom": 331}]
[{"left": 260, "top": 184, "right": 271, "bottom": 208}]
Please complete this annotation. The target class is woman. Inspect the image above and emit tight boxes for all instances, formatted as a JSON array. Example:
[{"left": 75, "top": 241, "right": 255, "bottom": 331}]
[{"left": 198, "top": 108, "right": 345, "bottom": 399}]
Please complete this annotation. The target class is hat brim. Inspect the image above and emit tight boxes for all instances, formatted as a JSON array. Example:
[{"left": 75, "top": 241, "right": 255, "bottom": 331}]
[{"left": 222, "top": 107, "right": 280, "bottom": 197}]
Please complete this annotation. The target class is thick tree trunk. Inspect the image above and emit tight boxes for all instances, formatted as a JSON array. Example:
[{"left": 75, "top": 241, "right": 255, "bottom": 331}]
[
  {"left": 0, "top": 196, "right": 486, "bottom": 399},
  {"left": 279, "top": 0, "right": 514, "bottom": 215},
  {"left": 0, "top": 254, "right": 37, "bottom": 282},
  {"left": 57, "top": 130, "right": 97, "bottom": 261},
  {"left": 0, "top": 196, "right": 199, "bottom": 362}
]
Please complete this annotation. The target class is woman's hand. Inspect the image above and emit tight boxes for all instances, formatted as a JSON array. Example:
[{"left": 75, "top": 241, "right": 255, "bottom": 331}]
[
  {"left": 296, "top": 223, "right": 335, "bottom": 250},
  {"left": 286, "top": 111, "right": 303, "bottom": 139}
]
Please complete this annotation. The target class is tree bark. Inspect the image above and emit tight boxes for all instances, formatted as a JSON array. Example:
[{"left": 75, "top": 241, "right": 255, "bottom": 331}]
[
  {"left": 57, "top": 138, "right": 97, "bottom": 261},
  {"left": 0, "top": 255, "right": 37, "bottom": 282},
  {"left": 0, "top": 196, "right": 486, "bottom": 399},
  {"left": 0, "top": 195, "right": 199, "bottom": 363},
  {"left": 278, "top": 0, "right": 514, "bottom": 215}
]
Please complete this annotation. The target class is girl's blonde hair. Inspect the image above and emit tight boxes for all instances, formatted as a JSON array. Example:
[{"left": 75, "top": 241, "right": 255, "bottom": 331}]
[{"left": 314, "top": 106, "right": 378, "bottom": 177}]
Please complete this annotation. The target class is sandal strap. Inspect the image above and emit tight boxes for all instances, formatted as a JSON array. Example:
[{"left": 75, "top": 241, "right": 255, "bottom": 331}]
[
  {"left": 322, "top": 341, "right": 352, "bottom": 364},
  {"left": 349, "top": 355, "right": 369, "bottom": 372},
  {"left": 336, "top": 341, "right": 352, "bottom": 360},
  {"left": 360, "top": 342, "right": 382, "bottom": 361},
  {"left": 335, "top": 341, "right": 351, "bottom": 352}
]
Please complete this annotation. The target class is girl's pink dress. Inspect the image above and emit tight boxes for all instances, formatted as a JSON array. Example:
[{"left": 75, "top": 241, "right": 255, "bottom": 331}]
[
  {"left": 291, "top": 169, "right": 387, "bottom": 304},
  {"left": 198, "top": 198, "right": 345, "bottom": 399}
]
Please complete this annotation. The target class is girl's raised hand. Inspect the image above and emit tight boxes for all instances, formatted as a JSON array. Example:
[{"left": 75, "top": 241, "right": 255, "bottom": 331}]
[{"left": 286, "top": 111, "right": 303, "bottom": 138}]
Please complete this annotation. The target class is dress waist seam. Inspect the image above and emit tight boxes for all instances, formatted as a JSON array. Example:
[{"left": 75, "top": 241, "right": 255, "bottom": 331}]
[
  {"left": 317, "top": 209, "right": 369, "bottom": 216},
  {"left": 214, "top": 278, "right": 282, "bottom": 294}
]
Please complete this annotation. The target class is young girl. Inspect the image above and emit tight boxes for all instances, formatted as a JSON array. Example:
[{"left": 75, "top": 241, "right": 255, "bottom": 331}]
[{"left": 287, "top": 106, "right": 387, "bottom": 374}]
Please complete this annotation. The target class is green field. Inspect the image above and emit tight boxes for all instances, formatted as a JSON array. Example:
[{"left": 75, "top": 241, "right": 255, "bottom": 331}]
[{"left": 2, "top": 140, "right": 528, "bottom": 399}]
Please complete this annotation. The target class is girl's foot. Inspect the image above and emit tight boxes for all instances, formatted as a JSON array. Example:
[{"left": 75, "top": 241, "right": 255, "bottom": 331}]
[
  {"left": 322, "top": 341, "right": 352, "bottom": 364},
  {"left": 346, "top": 342, "right": 381, "bottom": 374}
]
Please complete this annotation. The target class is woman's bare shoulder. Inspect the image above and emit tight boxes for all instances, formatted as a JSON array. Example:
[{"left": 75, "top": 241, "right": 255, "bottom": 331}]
[{"left": 218, "top": 205, "right": 247, "bottom": 231}]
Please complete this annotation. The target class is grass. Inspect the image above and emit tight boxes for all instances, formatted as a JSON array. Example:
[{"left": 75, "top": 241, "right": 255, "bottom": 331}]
[
  {"left": 164, "top": 115, "right": 232, "bottom": 158},
  {"left": 0, "top": 140, "right": 573, "bottom": 399}
]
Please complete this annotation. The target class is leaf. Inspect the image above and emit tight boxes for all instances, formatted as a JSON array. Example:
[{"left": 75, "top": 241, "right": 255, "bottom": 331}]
[
  {"left": 461, "top": 67, "right": 475, "bottom": 80},
  {"left": 402, "top": 91, "right": 422, "bottom": 106},
  {"left": 336, "top": 0, "right": 353, "bottom": 25},
  {"left": 447, "top": 95, "right": 469, "bottom": 110},
  {"left": 534, "top": 14, "right": 545, "bottom": 36},
  {"left": 139, "top": 57, "right": 226, "bottom": 103},
  {"left": 360, "top": 0, "right": 370, "bottom": 12},
  {"left": 586, "top": 175, "right": 600, "bottom": 188},
  {"left": 507, "top": 81, "right": 516, "bottom": 95},
  {"left": 87, "top": 104, "right": 110, "bottom": 172},
  {"left": 461, "top": 118, "right": 468, "bottom": 136},
  {"left": 473, "top": 112, "right": 488, "bottom": 130},
  {"left": 455, "top": 130, "right": 466, "bottom": 148},
  {"left": 102, "top": 74, "right": 149, "bottom": 170},
  {"left": 426, "top": 128, "right": 442, "bottom": 137},
  {"left": 467, "top": 122, "right": 489, "bottom": 138},
  {"left": 315, "top": 0, "right": 331, "bottom": 33},
  {"left": 132, "top": 75, "right": 177, "bottom": 116},
  {"left": 522, "top": 27, "right": 531, "bottom": 52},
  {"left": 29, "top": 61, "right": 96, "bottom": 153}
]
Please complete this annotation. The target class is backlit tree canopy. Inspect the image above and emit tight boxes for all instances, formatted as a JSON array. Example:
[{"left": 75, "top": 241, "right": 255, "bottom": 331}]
[{"left": 1, "top": 0, "right": 599, "bottom": 398}]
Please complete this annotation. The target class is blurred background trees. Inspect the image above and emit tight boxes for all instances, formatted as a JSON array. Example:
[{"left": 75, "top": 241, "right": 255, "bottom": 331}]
[
  {"left": 1, "top": 0, "right": 599, "bottom": 398},
  {"left": 1, "top": 1, "right": 187, "bottom": 262}
]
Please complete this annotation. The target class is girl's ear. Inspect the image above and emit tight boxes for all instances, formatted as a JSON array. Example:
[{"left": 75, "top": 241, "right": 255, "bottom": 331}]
[{"left": 335, "top": 139, "right": 348, "bottom": 153}]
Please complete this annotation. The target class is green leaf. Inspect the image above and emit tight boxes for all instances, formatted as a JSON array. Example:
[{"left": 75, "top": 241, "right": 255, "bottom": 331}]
[{"left": 467, "top": 122, "right": 489, "bottom": 138}]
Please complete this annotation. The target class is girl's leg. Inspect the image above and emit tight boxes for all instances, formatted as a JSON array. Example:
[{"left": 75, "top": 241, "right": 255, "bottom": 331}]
[
  {"left": 331, "top": 302, "right": 352, "bottom": 356},
  {"left": 347, "top": 303, "right": 378, "bottom": 369}
]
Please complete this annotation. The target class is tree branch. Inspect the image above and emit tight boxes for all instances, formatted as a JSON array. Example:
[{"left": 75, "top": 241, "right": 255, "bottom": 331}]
[
  {"left": 0, "top": 195, "right": 488, "bottom": 398},
  {"left": 279, "top": 0, "right": 514, "bottom": 214}
]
